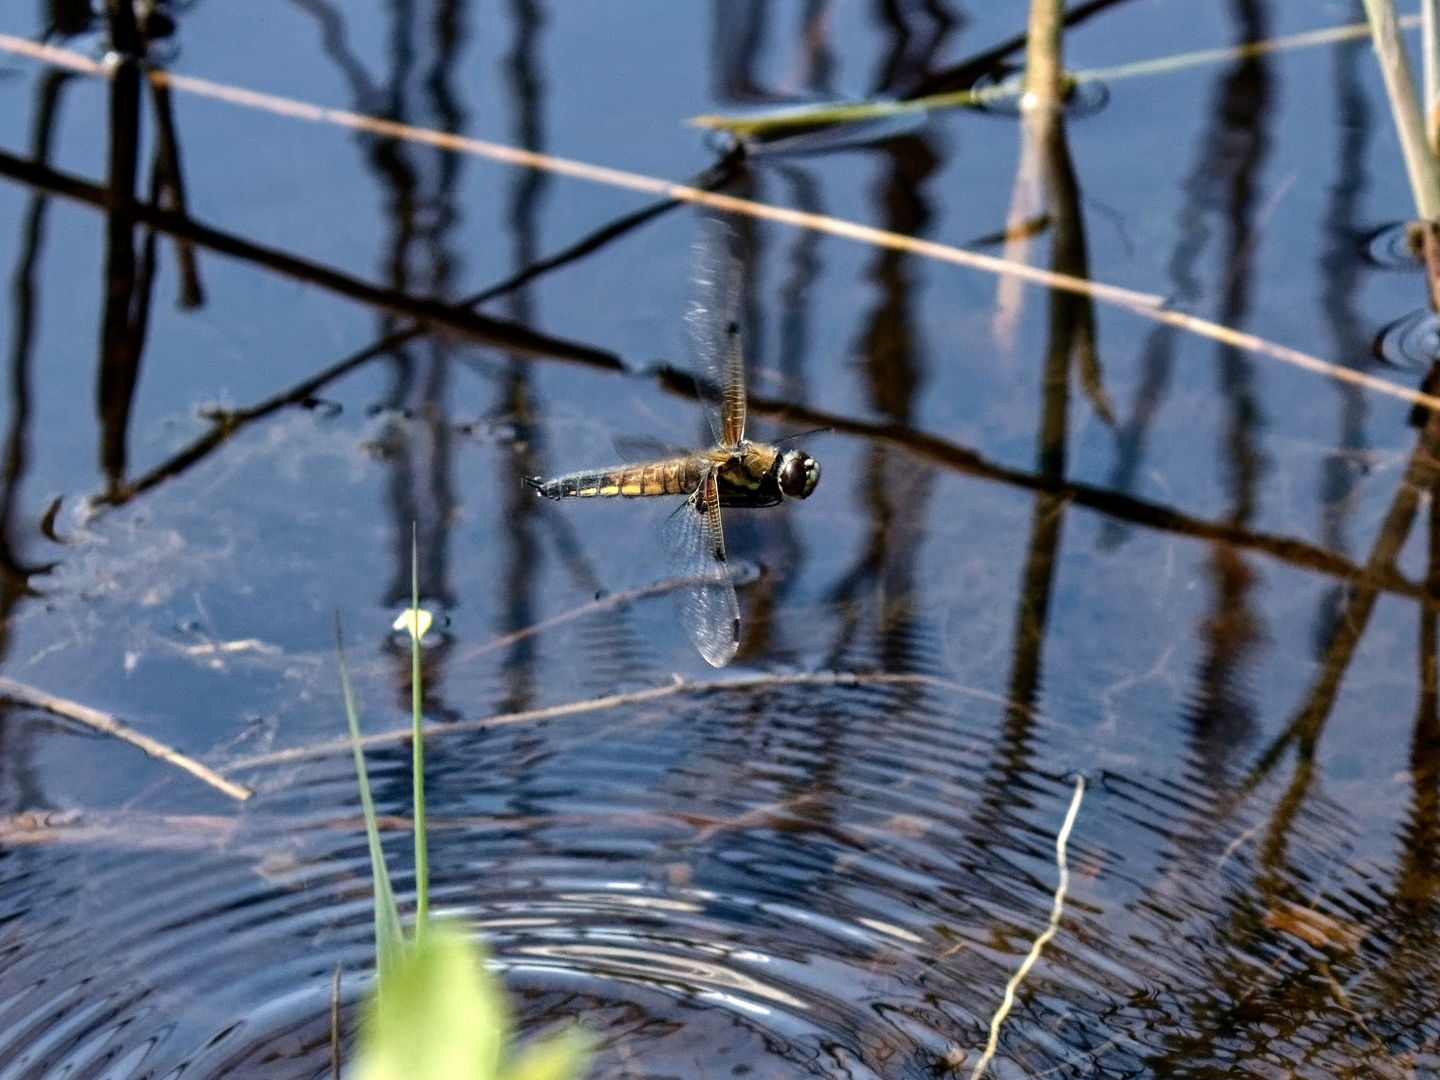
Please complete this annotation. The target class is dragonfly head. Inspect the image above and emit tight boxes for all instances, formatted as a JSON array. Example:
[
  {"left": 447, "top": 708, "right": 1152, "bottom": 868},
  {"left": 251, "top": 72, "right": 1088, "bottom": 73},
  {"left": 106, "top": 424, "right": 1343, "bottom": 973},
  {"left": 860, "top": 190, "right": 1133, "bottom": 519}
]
[{"left": 776, "top": 450, "right": 821, "bottom": 499}]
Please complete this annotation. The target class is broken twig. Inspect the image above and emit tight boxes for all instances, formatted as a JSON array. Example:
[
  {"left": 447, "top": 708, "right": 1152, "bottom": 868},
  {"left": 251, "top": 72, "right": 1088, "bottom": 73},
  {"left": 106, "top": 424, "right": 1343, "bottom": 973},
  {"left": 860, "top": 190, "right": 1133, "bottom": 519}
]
[{"left": 0, "top": 676, "right": 253, "bottom": 800}]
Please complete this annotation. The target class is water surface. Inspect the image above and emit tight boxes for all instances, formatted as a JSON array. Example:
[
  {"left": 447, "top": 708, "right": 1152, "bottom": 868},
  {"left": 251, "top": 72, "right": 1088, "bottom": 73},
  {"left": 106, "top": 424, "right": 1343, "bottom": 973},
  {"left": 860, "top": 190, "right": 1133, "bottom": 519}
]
[{"left": 0, "top": 1, "right": 1436, "bottom": 1076}]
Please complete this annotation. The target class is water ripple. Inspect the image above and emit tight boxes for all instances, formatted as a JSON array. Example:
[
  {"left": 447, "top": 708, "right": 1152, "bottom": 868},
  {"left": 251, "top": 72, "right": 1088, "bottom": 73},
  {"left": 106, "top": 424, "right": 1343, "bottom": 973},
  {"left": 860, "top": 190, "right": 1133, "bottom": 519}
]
[{"left": 0, "top": 679, "right": 1429, "bottom": 1077}]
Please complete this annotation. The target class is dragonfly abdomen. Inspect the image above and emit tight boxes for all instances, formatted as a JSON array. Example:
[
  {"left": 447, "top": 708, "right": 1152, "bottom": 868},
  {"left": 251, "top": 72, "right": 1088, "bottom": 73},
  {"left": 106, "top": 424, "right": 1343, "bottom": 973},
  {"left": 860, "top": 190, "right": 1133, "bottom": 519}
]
[{"left": 529, "top": 457, "right": 706, "bottom": 500}]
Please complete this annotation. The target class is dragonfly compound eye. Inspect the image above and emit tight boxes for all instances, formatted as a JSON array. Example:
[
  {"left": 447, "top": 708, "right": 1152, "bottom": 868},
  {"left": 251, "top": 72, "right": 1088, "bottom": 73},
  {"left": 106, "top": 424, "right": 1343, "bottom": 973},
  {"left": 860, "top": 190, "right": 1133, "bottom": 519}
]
[{"left": 777, "top": 451, "right": 821, "bottom": 499}]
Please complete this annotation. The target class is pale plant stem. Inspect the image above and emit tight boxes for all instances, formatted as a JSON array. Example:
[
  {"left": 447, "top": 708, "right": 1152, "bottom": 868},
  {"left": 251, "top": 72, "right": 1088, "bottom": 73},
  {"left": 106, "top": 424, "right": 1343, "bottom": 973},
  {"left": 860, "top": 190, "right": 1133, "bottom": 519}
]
[
  {"left": 1024, "top": 0, "right": 1064, "bottom": 110},
  {"left": 1363, "top": 0, "right": 1440, "bottom": 220},
  {"left": 2, "top": 35, "right": 1439, "bottom": 414},
  {"left": 1426, "top": 0, "right": 1440, "bottom": 152},
  {"left": 966, "top": 775, "right": 1086, "bottom": 1080}
]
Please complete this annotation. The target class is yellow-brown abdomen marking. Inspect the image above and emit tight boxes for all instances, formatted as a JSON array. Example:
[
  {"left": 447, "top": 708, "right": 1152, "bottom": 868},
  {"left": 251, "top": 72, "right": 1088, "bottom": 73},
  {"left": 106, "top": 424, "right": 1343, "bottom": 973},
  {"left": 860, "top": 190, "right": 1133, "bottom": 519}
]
[{"left": 536, "top": 457, "right": 707, "bottom": 500}]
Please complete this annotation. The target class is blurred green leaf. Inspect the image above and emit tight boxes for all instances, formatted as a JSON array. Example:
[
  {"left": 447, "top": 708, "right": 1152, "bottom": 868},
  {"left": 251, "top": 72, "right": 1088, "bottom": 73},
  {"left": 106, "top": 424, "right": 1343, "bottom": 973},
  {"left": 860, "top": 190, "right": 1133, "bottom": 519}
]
[
  {"left": 501, "top": 1028, "right": 593, "bottom": 1080},
  {"left": 353, "top": 921, "right": 511, "bottom": 1080}
]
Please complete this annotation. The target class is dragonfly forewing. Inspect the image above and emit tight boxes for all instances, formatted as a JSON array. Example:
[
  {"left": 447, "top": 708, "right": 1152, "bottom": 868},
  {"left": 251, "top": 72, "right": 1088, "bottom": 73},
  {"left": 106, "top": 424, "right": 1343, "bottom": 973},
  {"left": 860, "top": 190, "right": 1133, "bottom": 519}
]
[
  {"left": 660, "top": 468, "right": 740, "bottom": 667},
  {"left": 687, "top": 215, "right": 746, "bottom": 449}
]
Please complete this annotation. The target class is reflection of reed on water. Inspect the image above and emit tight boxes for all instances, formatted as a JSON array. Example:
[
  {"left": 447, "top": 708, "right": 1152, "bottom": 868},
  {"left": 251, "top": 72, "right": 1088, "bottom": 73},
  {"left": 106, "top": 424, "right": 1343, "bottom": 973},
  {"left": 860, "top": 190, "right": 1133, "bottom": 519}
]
[
  {"left": 821, "top": 0, "right": 957, "bottom": 677},
  {"left": 1314, "top": 5, "right": 1373, "bottom": 657}
]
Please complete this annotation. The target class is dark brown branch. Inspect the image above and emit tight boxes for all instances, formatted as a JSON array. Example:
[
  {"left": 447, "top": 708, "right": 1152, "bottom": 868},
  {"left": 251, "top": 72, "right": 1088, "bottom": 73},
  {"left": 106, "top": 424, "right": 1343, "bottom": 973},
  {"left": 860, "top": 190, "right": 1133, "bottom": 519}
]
[{"left": 0, "top": 148, "right": 624, "bottom": 373}]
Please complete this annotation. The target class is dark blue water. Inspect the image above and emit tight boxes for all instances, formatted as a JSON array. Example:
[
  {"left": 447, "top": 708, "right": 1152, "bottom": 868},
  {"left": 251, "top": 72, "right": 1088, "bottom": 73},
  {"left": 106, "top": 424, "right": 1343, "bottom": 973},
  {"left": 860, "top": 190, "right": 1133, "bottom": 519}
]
[{"left": 0, "top": 1, "right": 1436, "bottom": 1076}]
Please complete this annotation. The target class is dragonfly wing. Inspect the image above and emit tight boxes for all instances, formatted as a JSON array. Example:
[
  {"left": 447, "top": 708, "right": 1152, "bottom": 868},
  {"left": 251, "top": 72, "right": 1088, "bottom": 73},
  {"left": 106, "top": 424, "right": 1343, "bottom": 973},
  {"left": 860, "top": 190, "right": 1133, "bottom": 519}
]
[
  {"left": 686, "top": 214, "right": 746, "bottom": 449},
  {"left": 660, "top": 468, "right": 740, "bottom": 667}
]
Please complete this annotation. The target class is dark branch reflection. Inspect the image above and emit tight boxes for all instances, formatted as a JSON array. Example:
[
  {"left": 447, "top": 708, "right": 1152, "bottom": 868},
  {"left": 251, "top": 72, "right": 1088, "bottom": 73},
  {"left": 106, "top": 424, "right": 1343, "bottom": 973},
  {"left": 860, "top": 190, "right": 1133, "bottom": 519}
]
[
  {"left": 0, "top": 69, "right": 72, "bottom": 817},
  {"left": 96, "top": 0, "right": 146, "bottom": 500},
  {"left": 361, "top": 0, "right": 467, "bottom": 714},
  {"left": 822, "top": 0, "right": 956, "bottom": 675},
  {"left": 495, "top": 0, "right": 548, "bottom": 716},
  {"left": 824, "top": 132, "right": 940, "bottom": 675},
  {"left": 1101, "top": 0, "right": 1275, "bottom": 786},
  {"left": 1189, "top": 0, "right": 1273, "bottom": 787},
  {"left": 1313, "top": 5, "right": 1373, "bottom": 657}
]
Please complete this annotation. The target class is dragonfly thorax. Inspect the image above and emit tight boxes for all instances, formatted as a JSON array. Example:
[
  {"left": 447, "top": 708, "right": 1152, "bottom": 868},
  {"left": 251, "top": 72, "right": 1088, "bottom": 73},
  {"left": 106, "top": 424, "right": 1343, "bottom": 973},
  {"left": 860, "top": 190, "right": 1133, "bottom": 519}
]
[{"left": 713, "top": 442, "right": 821, "bottom": 507}]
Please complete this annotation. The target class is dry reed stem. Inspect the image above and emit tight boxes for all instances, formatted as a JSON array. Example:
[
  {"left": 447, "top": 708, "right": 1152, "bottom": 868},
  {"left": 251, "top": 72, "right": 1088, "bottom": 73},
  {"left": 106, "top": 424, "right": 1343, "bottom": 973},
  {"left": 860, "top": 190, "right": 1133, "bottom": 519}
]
[
  {"left": 1424, "top": 0, "right": 1440, "bottom": 152},
  {"left": 219, "top": 670, "right": 1007, "bottom": 773},
  {"left": 966, "top": 775, "right": 1086, "bottom": 1080},
  {"left": 0, "top": 676, "right": 253, "bottom": 800},
  {"left": 1024, "top": 0, "right": 1065, "bottom": 110},
  {"left": 1364, "top": 0, "right": 1440, "bottom": 220},
  {"left": 1, "top": 35, "right": 1437, "bottom": 415}
]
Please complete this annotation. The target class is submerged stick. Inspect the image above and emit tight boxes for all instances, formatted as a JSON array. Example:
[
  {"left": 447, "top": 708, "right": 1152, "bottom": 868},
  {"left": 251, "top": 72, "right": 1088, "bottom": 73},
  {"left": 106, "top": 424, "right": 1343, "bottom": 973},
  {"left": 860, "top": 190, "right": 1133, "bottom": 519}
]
[
  {"left": 966, "top": 775, "right": 1086, "bottom": 1080},
  {"left": 220, "top": 671, "right": 1008, "bottom": 773},
  {"left": 0, "top": 676, "right": 253, "bottom": 800}
]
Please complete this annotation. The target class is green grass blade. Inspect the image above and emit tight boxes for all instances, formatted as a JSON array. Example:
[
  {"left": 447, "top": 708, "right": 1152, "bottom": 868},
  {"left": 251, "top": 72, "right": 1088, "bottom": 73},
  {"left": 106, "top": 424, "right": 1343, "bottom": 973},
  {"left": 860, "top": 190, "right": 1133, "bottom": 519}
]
[
  {"left": 336, "top": 611, "right": 405, "bottom": 981},
  {"left": 410, "top": 524, "right": 429, "bottom": 936}
]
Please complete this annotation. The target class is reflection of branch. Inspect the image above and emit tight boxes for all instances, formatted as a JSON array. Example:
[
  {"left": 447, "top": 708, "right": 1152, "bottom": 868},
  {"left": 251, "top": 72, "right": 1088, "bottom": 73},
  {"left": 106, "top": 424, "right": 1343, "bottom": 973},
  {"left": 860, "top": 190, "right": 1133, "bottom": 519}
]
[
  {"left": 1232, "top": 412, "right": 1440, "bottom": 806},
  {"left": 0, "top": 149, "right": 623, "bottom": 374},
  {"left": 0, "top": 71, "right": 68, "bottom": 589},
  {"left": 147, "top": 78, "right": 203, "bottom": 308},
  {"left": 0, "top": 676, "right": 252, "bottom": 800},
  {"left": 98, "top": 0, "right": 145, "bottom": 497},
  {"left": 220, "top": 669, "right": 1006, "bottom": 772},
  {"left": 6, "top": 34, "right": 1436, "bottom": 415},
  {"left": 283, "top": 0, "right": 379, "bottom": 109},
  {"left": 89, "top": 153, "right": 743, "bottom": 509},
  {"left": 657, "top": 367, "right": 1431, "bottom": 602},
  {"left": 908, "top": 0, "right": 1133, "bottom": 97}
]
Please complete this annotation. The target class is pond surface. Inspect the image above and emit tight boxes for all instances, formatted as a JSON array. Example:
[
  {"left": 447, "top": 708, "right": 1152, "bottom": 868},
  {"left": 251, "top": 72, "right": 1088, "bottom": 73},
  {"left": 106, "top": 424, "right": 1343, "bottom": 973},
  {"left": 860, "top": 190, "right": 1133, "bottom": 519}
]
[{"left": 0, "top": 0, "right": 1437, "bottom": 1076}]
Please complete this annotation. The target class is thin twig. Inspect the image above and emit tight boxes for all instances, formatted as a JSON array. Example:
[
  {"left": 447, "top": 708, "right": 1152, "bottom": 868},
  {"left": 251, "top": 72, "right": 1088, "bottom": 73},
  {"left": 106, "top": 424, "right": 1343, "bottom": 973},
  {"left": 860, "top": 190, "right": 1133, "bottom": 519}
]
[
  {"left": 0, "top": 676, "right": 253, "bottom": 800},
  {"left": 967, "top": 775, "right": 1086, "bottom": 1080},
  {"left": 0, "top": 36, "right": 1430, "bottom": 416},
  {"left": 219, "top": 671, "right": 1007, "bottom": 773},
  {"left": 330, "top": 965, "right": 342, "bottom": 1080}
]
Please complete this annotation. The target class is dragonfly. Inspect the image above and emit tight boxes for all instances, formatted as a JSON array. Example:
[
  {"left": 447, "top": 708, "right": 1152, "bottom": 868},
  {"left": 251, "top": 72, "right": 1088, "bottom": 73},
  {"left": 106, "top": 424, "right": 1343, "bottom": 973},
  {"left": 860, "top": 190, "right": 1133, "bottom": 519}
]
[{"left": 525, "top": 219, "right": 821, "bottom": 667}]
